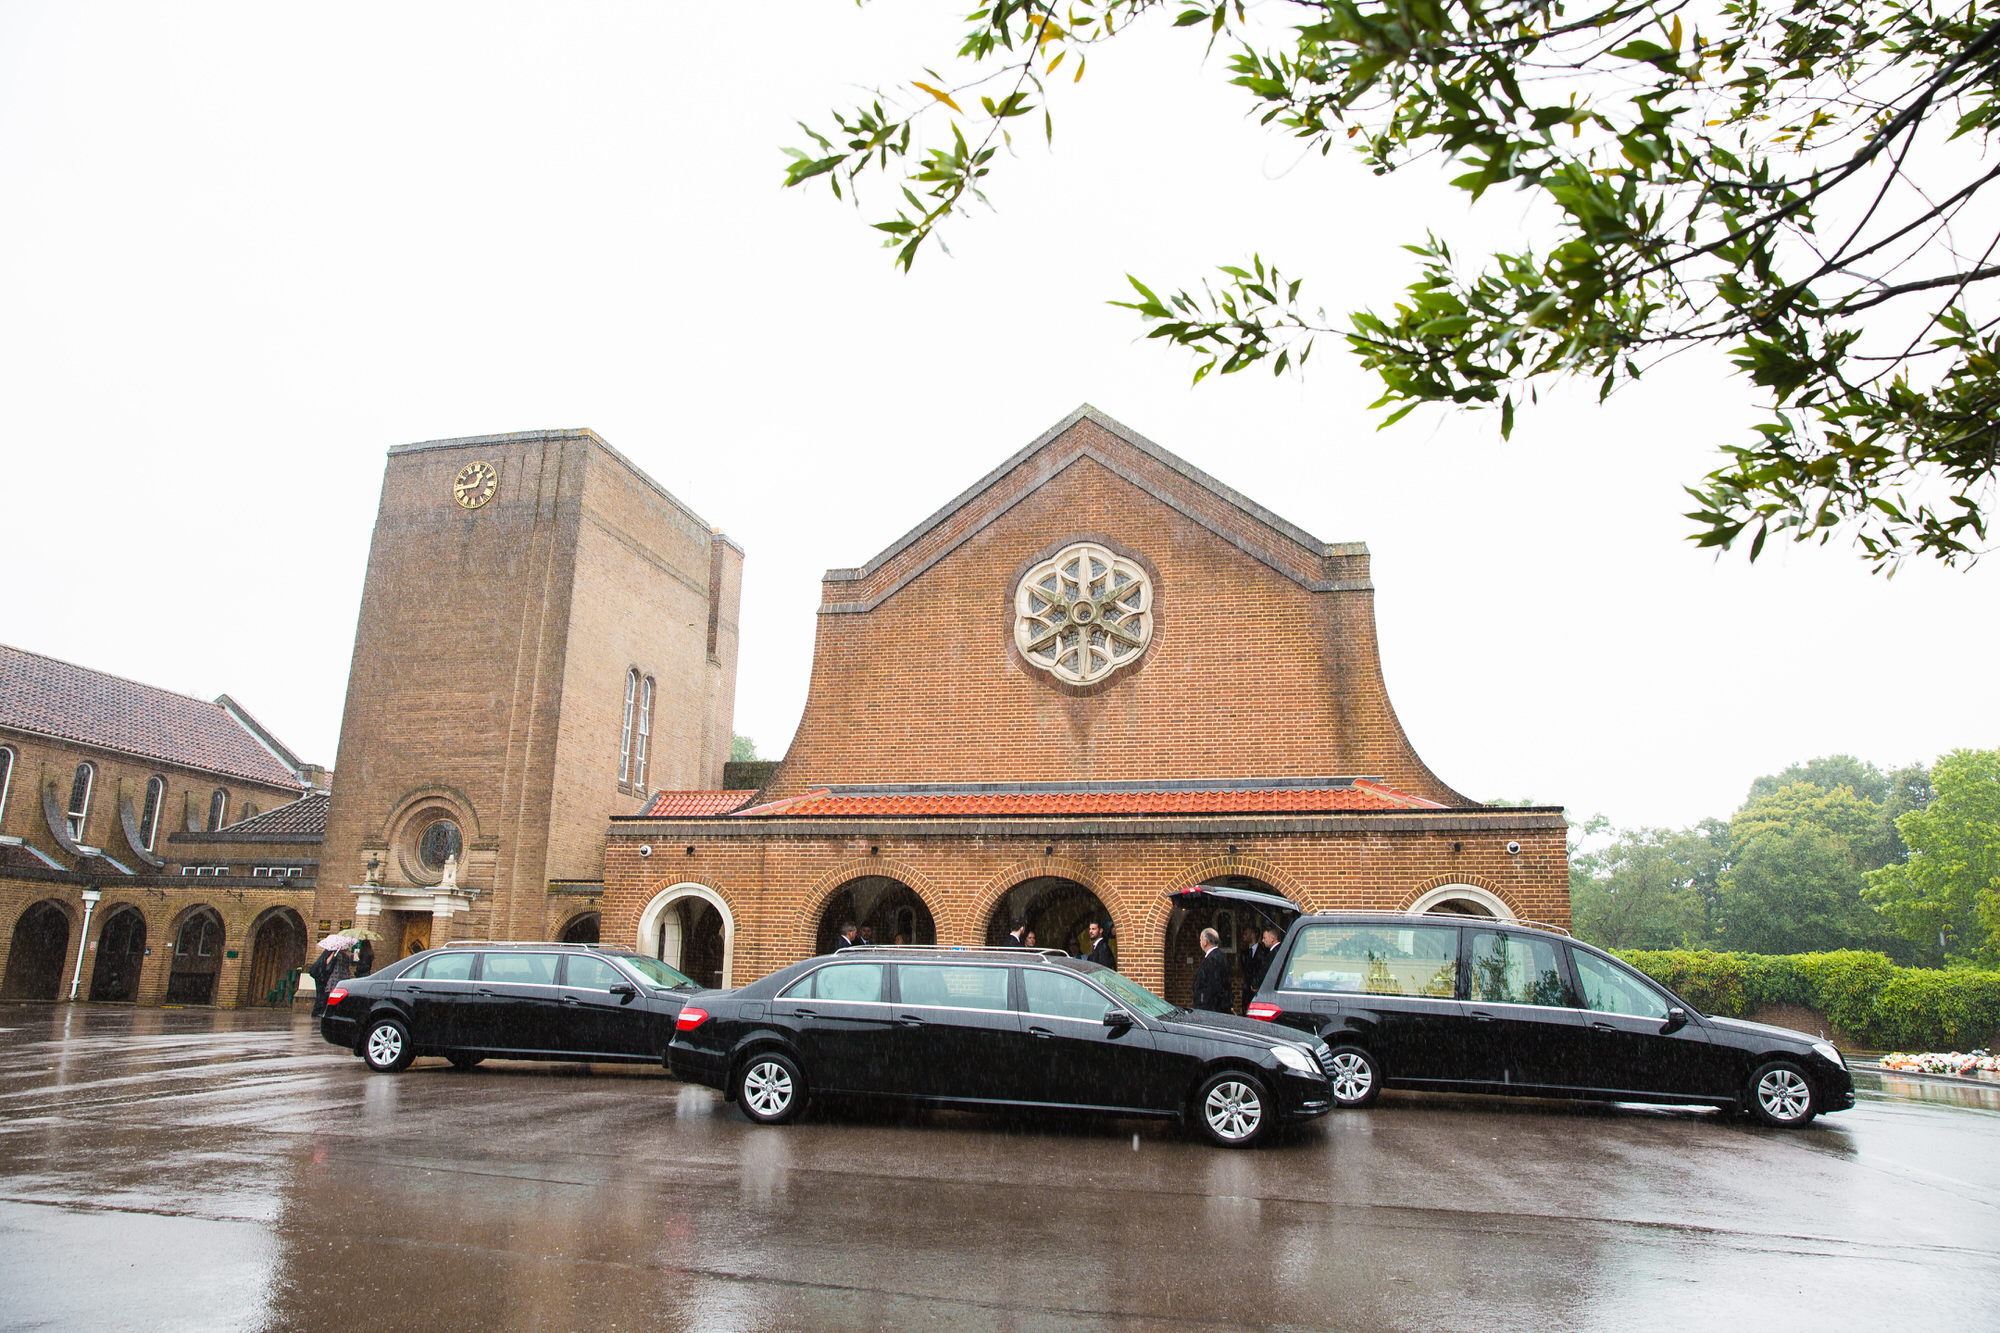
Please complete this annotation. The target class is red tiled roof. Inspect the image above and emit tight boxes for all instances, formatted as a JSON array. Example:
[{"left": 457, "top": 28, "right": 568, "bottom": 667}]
[
  {"left": 643, "top": 789, "right": 761, "bottom": 817},
  {"left": 0, "top": 644, "right": 301, "bottom": 788},
  {"left": 727, "top": 779, "right": 1446, "bottom": 819},
  {"left": 209, "top": 792, "right": 327, "bottom": 838}
]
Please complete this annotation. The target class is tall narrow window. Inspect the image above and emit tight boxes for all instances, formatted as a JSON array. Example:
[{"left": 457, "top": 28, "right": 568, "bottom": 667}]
[
  {"left": 139, "top": 776, "right": 164, "bottom": 851},
  {"left": 67, "top": 763, "right": 94, "bottom": 842},
  {"left": 635, "top": 676, "right": 655, "bottom": 790},
  {"left": 0, "top": 746, "right": 14, "bottom": 828},
  {"left": 207, "top": 788, "right": 229, "bottom": 832},
  {"left": 618, "top": 668, "right": 639, "bottom": 784}
]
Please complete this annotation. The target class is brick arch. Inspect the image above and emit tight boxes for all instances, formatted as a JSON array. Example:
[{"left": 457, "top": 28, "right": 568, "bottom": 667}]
[
  {"left": 1398, "top": 874, "right": 1521, "bottom": 916},
  {"left": 1159, "top": 854, "right": 1308, "bottom": 904},
  {"left": 963, "top": 855, "right": 1128, "bottom": 946},
  {"left": 163, "top": 900, "right": 231, "bottom": 944},
  {"left": 632, "top": 880, "right": 742, "bottom": 986},
  {"left": 795, "top": 857, "right": 946, "bottom": 956}
]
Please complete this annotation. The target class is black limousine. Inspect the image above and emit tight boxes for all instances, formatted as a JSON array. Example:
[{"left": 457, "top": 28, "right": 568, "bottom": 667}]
[
  {"left": 668, "top": 946, "right": 1336, "bottom": 1146},
  {"left": 1245, "top": 913, "right": 1855, "bottom": 1127},
  {"left": 320, "top": 942, "right": 700, "bottom": 1071}
]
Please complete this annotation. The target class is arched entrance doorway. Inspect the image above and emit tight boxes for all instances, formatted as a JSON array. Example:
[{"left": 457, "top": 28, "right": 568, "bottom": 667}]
[
  {"left": 2, "top": 900, "right": 72, "bottom": 1000},
  {"left": 560, "top": 912, "right": 601, "bottom": 944},
  {"left": 246, "top": 909, "right": 306, "bottom": 1006},
  {"left": 1408, "top": 885, "right": 1510, "bottom": 919},
  {"left": 985, "top": 877, "right": 1109, "bottom": 959},
  {"left": 1164, "top": 878, "right": 1300, "bottom": 1011},
  {"left": 636, "top": 884, "right": 736, "bottom": 989},
  {"left": 89, "top": 906, "right": 148, "bottom": 1002},
  {"left": 817, "top": 876, "right": 936, "bottom": 953},
  {"left": 165, "top": 907, "right": 224, "bottom": 1005}
]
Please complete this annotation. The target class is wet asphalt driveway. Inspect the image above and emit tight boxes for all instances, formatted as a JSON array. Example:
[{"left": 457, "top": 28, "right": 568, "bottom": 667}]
[{"left": 2, "top": 1004, "right": 1995, "bottom": 1332}]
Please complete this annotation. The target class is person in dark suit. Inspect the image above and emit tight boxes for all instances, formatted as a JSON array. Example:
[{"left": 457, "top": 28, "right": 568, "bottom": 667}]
[
  {"left": 1191, "top": 928, "right": 1231, "bottom": 1012},
  {"left": 1086, "top": 920, "right": 1115, "bottom": 968},
  {"left": 830, "top": 921, "right": 861, "bottom": 952},
  {"left": 1005, "top": 922, "right": 1028, "bottom": 948},
  {"left": 1242, "top": 926, "right": 1279, "bottom": 1010}
]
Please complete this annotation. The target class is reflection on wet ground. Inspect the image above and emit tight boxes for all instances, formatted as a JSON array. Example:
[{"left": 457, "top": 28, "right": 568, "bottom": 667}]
[{"left": 2, "top": 1004, "right": 1995, "bottom": 1332}]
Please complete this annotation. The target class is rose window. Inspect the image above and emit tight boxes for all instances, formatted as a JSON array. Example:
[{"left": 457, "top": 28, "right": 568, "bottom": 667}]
[{"left": 1014, "top": 543, "right": 1153, "bottom": 685}]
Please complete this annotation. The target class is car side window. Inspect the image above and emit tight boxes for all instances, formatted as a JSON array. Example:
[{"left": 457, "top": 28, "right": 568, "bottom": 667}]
[
  {"left": 1572, "top": 951, "right": 1670, "bottom": 1019},
  {"left": 801, "top": 963, "right": 884, "bottom": 1002},
  {"left": 1278, "top": 924, "right": 1459, "bottom": 997},
  {"left": 414, "top": 952, "right": 474, "bottom": 982},
  {"left": 565, "top": 956, "right": 628, "bottom": 990},
  {"left": 1022, "top": 969, "right": 1110, "bottom": 1021},
  {"left": 1467, "top": 932, "right": 1573, "bottom": 1006},
  {"left": 480, "top": 952, "right": 560, "bottom": 985},
  {"left": 896, "top": 964, "right": 1010, "bottom": 1011}
]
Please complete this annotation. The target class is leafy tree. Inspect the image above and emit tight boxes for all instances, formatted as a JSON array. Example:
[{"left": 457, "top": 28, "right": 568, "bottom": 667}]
[
  {"left": 788, "top": 0, "right": 2000, "bottom": 567},
  {"left": 1865, "top": 747, "right": 2000, "bottom": 965},
  {"left": 1717, "top": 782, "right": 1913, "bottom": 955},
  {"left": 1746, "top": 754, "right": 1932, "bottom": 863},
  {"left": 730, "top": 733, "right": 759, "bottom": 762},
  {"left": 1748, "top": 754, "right": 1896, "bottom": 805},
  {"left": 1571, "top": 819, "right": 1728, "bottom": 949}
]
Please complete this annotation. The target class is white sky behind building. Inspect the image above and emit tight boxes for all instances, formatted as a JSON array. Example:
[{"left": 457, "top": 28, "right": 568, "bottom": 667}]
[{"left": 2, "top": 1, "right": 1993, "bottom": 832}]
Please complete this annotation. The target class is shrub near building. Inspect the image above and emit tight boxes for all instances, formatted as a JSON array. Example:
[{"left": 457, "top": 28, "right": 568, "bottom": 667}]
[{"left": 1619, "top": 949, "right": 2000, "bottom": 1052}]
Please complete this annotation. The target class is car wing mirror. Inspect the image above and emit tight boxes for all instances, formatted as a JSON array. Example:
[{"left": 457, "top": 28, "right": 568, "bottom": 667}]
[
  {"left": 1102, "top": 1008, "right": 1134, "bottom": 1028},
  {"left": 611, "top": 984, "right": 638, "bottom": 1000},
  {"left": 1661, "top": 1007, "right": 1688, "bottom": 1033}
]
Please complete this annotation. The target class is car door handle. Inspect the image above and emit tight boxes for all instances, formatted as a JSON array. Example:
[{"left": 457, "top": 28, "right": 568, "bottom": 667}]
[
  {"left": 1591, "top": 1020, "right": 1618, "bottom": 1032},
  {"left": 560, "top": 996, "right": 580, "bottom": 1005},
  {"left": 896, "top": 1015, "right": 926, "bottom": 1026},
  {"left": 1029, "top": 1026, "right": 1055, "bottom": 1040},
  {"left": 1470, "top": 1010, "right": 1495, "bottom": 1021},
  {"left": 791, "top": 1008, "right": 816, "bottom": 1018},
  {"left": 405, "top": 984, "right": 424, "bottom": 992}
]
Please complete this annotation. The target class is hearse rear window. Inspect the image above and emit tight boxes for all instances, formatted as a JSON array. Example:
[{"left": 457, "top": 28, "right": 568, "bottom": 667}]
[{"left": 1279, "top": 924, "right": 1459, "bottom": 997}]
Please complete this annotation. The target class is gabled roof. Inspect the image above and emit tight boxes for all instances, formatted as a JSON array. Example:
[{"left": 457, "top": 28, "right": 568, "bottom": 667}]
[
  {"left": 642, "top": 789, "right": 761, "bottom": 817},
  {"left": 725, "top": 778, "right": 1448, "bottom": 819},
  {"left": 207, "top": 792, "right": 328, "bottom": 839},
  {"left": 819, "top": 405, "right": 1372, "bottom": 615},
  {"left": 0, "top": 643, "right": 304, "bottom": 788}
]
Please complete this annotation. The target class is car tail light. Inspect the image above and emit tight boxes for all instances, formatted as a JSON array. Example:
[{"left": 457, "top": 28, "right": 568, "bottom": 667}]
[
  {"left": 1246, "top": 1002, "right": 1281, "bottom": 1022},
  {"left": 325, "top": 987, "right": 348, "bottom": 1006},
  {"left": 675, "top": 1006, "right": 709, "bottom": 1032}
]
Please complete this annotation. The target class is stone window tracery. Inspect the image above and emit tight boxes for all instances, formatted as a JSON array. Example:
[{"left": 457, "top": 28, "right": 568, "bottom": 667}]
[{"left": 1014, "top": 542, "right": 1153, "bottom": 686}]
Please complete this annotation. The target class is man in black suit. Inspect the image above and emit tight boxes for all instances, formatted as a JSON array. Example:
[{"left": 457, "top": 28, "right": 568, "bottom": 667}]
[
  {"left": 830, "top": 921, "right": 861, "bottom": 952},
  {"left": 1191, "top": 928, "right": 1231, "bottom": 1012},
  {"left": 1242, "top": 925, "right": 1280, "bottom": 1010},
  {"left": 1005, "top": 922, "right": 1028, "bottom": 949},
  {"left": 1086, "top": 920, "right": 1115, "bottom": 968}
]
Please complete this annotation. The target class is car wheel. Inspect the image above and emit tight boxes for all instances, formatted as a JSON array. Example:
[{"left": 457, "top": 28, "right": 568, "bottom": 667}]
[
  {"left": 362, "top": 1018, "right": 415, "bottom": 1073},
  {"left": 1324, "top": 1045, "right": 1382, "bottom": 1108},
  {"left": 736, "top": 1053, "right": 804, "bottom": 1125},
  {"left": 447, "top": 1052, "right": 485, "bottom": 1071},
  {"left": 1195, "top": 1070, "right": 1271, "bottom": 1148},
  {"left": 1747, "top": 1060, "right": 1817, "bottom": 1127}
]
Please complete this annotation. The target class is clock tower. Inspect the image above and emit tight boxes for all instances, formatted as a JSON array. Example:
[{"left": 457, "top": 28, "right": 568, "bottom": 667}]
[{"left": 316, "top": 428, "right": 741, "bottom": 954}]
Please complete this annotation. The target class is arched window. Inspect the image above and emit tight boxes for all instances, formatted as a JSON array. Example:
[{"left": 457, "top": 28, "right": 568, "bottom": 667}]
[
  {"left": 0, "top": 746, "right": 14, "bottom": 827},
  {"left": 207, "top": 788, "right": 229, "bottom": 832},
  {"left": 618, "top": 668, "right": 639, "bottom": 784},
  {"left": 634, "top": 676, "right": 655, "bottom": 790},
  {"left": 138, "top": 776, "right": 164, "bottom": 851},
  {"left": 66, "top": 763, "right": 94, "bottom": 841}
]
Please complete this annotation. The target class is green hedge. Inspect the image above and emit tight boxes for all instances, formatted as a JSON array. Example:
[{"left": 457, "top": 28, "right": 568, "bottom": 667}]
[{"left": 1614, "top": 949, "right": 2000, "bottom": 1051}]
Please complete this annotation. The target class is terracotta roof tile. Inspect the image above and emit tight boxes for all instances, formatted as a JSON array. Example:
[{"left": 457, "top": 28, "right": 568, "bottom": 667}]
[
  {"left": 212, "top": 793, "right": 328, "bottom": 838},
  {"left": 643, "top": 790, "right": 761, "bottom": 817},
  {"left": 726, "top": 781, "right": 1446, "bottom": 819},
  {"left": 0, "top": 644, "right": 301, "bottom": 788}
]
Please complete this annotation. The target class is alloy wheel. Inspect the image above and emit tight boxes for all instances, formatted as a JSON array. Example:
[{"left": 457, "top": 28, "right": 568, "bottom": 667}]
[
  {"left": 366, "top": 1024, "right": 403, "bottom": 1066},
  {"left": 1328, "top": 1052, "right": 1373, "bottom": 1103},
  {"left": 743, "top": 1061, "right": 794, "bottom": 1119},
  {"left": 1203, "top": 1079, "right": 1263, "bottom": 1142},
  {"left": 1757, "top": 1067, "right": 1811, "bottom": 1122}
]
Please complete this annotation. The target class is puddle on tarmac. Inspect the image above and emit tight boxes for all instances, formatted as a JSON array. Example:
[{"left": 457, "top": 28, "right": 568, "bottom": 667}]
[{"left": 1852, "top": 1068, "right": 2000, "bottom": 1112}]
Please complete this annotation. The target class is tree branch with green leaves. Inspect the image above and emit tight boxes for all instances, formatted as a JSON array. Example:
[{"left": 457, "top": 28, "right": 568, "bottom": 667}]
[{"left": 783, "top": 0, "right": 2000, "bottom": 568}]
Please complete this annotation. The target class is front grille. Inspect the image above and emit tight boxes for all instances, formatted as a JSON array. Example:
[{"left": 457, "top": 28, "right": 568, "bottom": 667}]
[{"left": 1315, "top": 1048, "right": 1337, "bottom": 1079}]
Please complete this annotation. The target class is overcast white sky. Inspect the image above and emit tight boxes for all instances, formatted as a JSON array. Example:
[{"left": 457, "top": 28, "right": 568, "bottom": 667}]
[{"left": 3, "top": 1, "right": 1994, "bottom": 831}]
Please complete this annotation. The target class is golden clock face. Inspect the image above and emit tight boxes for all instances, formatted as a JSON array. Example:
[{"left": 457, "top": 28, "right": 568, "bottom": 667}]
[{"left": 452, "top": 460, "right": 498, "bottom": 510}]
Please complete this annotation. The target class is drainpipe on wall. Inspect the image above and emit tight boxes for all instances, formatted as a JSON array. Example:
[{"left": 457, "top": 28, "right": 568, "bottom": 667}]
[{"left": 69, "top": 889, "right": 101, "bottom": 1002}]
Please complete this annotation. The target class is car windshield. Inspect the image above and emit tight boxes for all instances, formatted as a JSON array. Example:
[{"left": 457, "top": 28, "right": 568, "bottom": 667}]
[
  {"left": 1087, "top": 967, "right": 1178, "bottom": 1019},
  {"left": 615, "top": 954, "right": 698, "bottom": 990}
]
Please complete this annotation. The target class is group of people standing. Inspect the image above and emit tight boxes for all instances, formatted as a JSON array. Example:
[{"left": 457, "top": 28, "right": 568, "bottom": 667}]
[
  {"left": 824, "top": 918, "right": 1118, "bottom": 967},
  {"left": 1191, "top": 924, "right": 1282, "bottom": 1014}
]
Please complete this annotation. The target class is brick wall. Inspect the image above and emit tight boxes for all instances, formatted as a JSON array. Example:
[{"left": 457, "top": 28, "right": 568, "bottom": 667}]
[{"left": 764, "top": 413, "right": 1468, "bottom": 804}]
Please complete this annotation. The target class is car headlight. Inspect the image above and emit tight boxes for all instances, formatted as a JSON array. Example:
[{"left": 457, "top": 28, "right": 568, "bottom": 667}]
[
  {"left": 1272, "top": 1045, "right": 1323, "bottom": 1077},
  {"left": 1811, "top": 1041, "right": 1845, "bottom": 1068}
]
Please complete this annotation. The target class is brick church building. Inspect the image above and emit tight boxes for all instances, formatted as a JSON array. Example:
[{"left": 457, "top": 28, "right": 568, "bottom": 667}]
[
  {"left": 2, "top": 407, "right": 1566, "bottom": 1011},
  {"left": 604, "top": 407, "right": 1568, "bottom": 1005}
]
